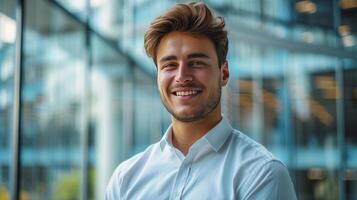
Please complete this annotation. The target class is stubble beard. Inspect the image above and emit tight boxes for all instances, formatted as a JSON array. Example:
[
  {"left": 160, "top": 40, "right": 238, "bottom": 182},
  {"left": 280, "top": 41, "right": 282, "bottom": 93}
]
[{"left": 160, "top": 84, "right": 222, "bottom": 123}]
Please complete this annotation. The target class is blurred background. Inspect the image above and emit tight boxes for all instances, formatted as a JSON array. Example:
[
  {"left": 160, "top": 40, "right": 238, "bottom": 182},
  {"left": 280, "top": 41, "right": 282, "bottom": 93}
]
[{"left": 0, "top": 0, "right": 357, "bottom": 199}]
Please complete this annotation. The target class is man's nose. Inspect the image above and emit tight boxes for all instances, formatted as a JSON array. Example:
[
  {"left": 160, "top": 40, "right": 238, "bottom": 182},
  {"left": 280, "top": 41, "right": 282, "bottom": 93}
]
[{"left": 175, "top": 62, "right": 193, "bottom": 83}]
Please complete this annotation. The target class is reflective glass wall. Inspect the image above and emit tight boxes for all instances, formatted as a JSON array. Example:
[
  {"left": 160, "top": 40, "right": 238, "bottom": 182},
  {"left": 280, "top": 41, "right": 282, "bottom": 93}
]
[
  {"left": 0, "top": 0, "right": 16, "bottom": 199},
  {"left": 1, "top": 0, "right": 357, "bottom": 200},
  {"left": 224, "top": 41, "right": 357, "bottom": 199},
  {"left": 19, "top": 0, "right": 86, "bottom": 199}
]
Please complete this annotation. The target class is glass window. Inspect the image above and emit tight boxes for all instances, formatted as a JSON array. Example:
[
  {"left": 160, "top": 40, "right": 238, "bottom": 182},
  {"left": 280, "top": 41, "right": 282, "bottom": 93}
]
[
  {"left": 225, "top": 42, "right": 293, "bottom": 164},
  {"left": 343, "top": 60, "right": 357, "bottom": 200},
  {"left": 288, "top": 53, "right": 341, "bottom": 200},
  {"left": 133, "top": 67, "right": 166, "bottom": 155},
  {"left": 90, "top": 0, "right": 124, "bottom": 40},
  {"left": 225, "top": 34, "right": 357, "bottom": 199},
  {"left": 0, "top": 0, "right": 16, "bottom": 199},
  {"left": 90, "top": 33, "right": 130, "bottom": 200},
  {"left": 20, "top": 0, "right": 86, "bottom": 199},
  {"left": 54, "top": 0, "right": 87, "bottom": 20}
]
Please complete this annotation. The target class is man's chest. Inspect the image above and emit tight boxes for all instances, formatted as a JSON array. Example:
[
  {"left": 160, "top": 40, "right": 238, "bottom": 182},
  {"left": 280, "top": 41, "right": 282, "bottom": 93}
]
[{"left": 121, "top": 159, "right": 237, "bottom": 200}]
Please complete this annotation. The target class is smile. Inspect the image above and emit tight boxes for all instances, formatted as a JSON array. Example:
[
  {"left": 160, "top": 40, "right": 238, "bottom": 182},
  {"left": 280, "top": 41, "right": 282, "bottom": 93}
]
[
  {"left": 172, "top": 89, "right": 202, "bottom": 97},
  {"left": 176, "top": 90, "right": 198, "bottom": 96}
]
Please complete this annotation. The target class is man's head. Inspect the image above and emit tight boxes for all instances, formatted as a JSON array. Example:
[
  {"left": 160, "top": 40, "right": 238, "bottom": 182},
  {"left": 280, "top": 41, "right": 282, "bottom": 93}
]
[
  {"left": 144, "top": 2, "right": 229, "bottom": 123},
  {"left": 144, "top": 2, "right": 228, "bottom": 67}
]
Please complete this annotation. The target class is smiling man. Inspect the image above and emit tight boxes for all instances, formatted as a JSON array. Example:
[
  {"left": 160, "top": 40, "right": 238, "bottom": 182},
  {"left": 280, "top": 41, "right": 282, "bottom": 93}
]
[{"left": 106, "top": 2, "right": 297, "bottom": 200}]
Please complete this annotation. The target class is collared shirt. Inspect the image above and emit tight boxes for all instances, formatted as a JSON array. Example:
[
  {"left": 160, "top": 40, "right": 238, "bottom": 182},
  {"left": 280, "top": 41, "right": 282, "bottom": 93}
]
[{"left": 106, "top": 117, "right": 297, "bottom": 200}]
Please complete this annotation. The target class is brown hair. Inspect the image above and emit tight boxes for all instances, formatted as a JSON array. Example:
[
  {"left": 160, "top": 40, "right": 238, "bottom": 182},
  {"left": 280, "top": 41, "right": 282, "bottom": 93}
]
[{"left": 144, "top": 2, "right": 228, "bottom": 67}]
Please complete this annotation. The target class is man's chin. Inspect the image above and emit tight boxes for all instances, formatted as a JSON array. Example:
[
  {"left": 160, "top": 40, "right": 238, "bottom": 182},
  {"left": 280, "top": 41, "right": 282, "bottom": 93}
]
[
  {"left": 171, "top": 111, "right": 204, "bottom": 122},
  {"left": 173, "top": 115, "right": 201, "bottom": 123}
]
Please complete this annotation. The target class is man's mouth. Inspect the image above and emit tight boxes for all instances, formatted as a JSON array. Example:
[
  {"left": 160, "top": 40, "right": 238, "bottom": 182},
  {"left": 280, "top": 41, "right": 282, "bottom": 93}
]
[{"left": 172, "top": 89, "right": 202, "bottom": 96}]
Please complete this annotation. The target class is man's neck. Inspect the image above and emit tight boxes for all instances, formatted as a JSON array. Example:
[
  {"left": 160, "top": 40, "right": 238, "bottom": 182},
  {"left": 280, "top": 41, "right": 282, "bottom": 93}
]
[{"left": 171, "top": 108, "right": 222, "bottom": 155}]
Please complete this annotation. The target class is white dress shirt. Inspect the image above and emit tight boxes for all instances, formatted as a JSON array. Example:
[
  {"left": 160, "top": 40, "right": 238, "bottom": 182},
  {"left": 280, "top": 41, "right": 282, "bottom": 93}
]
[{"left": 106, "top": 117, "right": 297, "bottom": 200}]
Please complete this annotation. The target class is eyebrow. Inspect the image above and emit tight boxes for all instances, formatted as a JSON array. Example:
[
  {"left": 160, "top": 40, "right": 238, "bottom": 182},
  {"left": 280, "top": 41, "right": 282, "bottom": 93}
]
[
  {"left": 187, "top": 53, "right": 210, "bottom": 59},
  {"left": 158, "top": 52, "right": 210, "bottom": 63},
  {"left": 159, "top": 55, "right": 177, "bottom": 63}
]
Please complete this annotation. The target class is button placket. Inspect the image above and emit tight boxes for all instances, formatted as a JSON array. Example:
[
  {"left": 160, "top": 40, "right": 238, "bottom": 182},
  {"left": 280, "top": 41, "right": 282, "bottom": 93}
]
[
  {"left": 170, "top": 144, "right": 197, "bottom": 200},
  {"left": 169, "top": 159, "right": 187, "bottom": 200}
]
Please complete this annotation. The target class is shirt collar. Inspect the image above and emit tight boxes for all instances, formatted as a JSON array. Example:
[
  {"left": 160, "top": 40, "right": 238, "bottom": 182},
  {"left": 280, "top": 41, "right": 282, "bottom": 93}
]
[
  {"left": 203, "top": 116, "right": 233, "bottom": 152},
  {"left": 159, "top": 124, "right": 174, "bottom": 151},
  {"left": 159, "top": 116, "right": 233, "bottom": 152}
]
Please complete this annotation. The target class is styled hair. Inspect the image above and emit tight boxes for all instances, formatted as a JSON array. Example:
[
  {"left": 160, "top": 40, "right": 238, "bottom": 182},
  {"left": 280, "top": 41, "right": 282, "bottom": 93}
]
[{"left": 144, "top": 2, "right": 228, "bottom": 67}]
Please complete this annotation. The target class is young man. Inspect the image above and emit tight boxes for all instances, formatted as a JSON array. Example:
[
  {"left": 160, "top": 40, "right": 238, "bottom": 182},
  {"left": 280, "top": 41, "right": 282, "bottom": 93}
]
[{"left": 106, "top": 2, "right": 297, "bottom": 199}]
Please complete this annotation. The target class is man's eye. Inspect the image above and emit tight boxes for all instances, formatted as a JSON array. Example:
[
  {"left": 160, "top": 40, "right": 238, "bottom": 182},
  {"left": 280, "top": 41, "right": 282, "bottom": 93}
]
[
  {"left": 161, "top": 63, "right": 177, "bottom": 70},
  {"left": 191, "top": 61, "right": 206, "bottom": 67}
]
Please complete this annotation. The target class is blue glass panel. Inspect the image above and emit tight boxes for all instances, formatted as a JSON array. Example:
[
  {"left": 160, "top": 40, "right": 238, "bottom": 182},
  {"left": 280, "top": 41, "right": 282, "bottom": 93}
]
[
  {"left": 20, "top": 0, "right": 86, "bottom": 199},
  {"left": 0, "top": 0, "right": 16, "bottom": 198}
]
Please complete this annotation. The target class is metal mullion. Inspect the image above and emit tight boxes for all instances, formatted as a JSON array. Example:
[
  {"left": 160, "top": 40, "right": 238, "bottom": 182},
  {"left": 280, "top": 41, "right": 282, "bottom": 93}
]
[
  {"left": 336, "top": 60, "right": 346, "bottom": 200},
  {"left": 332, "top": 0, "right": 346, "bottom": 199},
  {"left": 11, "top": 0, "right": 25, "bottom": 199},
  {"left": 80, "top": 0, "right": 92, "bottom": 200}
]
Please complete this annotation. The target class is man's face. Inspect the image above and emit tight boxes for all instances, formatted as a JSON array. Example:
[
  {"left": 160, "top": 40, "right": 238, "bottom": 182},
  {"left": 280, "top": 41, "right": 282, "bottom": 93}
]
[{"left": 156, "top": 32, "right": 229, "bottom": 122}]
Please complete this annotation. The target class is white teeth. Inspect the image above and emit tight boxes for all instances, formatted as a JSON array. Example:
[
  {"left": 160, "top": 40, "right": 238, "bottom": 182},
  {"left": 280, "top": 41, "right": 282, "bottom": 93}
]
[{"left": 176, "top": 90, "right": 198, "bottom": 96}]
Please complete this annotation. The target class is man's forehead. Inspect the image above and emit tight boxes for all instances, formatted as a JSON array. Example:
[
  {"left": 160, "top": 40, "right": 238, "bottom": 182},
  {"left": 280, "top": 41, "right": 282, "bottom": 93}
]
[{"left": 159, "top": 32, "right": 211, "bottom": 46}]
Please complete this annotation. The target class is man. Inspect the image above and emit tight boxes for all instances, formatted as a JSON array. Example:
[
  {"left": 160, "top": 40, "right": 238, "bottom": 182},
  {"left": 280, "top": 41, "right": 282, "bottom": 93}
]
[{"left": 106, "top": 2, "right": 297, "bottom": 200}]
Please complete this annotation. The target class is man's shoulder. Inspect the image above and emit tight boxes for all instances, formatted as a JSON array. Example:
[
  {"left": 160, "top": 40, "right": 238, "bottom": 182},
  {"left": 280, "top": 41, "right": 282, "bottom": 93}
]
[
  {"left": 112, "top": 141, "right": 161, "bottom": 176},
  {"left": 227, "top": 129, "right": 289, "bottom": 178},
  {"left": 229, "top": 130, "right": 296, "bottom": 199},
  {"left": 106, "top": 141, "right": 161, "bottom": 198},
  {"left": 229, "top": 129, "right": 277, "bottom": 164}
]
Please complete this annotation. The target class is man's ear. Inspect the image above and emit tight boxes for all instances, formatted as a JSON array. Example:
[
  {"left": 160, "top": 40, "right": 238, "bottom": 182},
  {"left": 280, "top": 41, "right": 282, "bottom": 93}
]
[{"left": 220, "top": 61, "right": 229, "bottom": 86}]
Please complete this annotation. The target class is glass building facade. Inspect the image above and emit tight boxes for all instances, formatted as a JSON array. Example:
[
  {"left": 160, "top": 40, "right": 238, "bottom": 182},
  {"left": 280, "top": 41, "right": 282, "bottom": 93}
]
[{"left": 0, "top": 0, "right": 356, "bottom": 199}]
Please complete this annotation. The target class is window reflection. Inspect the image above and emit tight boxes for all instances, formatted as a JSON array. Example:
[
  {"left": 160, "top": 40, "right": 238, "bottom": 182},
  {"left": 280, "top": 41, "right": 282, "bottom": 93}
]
[
  {"left": 133, "top": 68, "right": 166, "bottom": 155},
  {"left": 344, "top": 66, "right": 357, "bottom": 199},
  {"left": 1, "top": 0, "right": 357, "bottom": 200},
  {"left": 0, "top": 0, "right": 16, "bottom": 198},
  {"left": 224, "top": 41, "right": 357, "bottom": 199},
  {"left": 90, "top": 34, "right": 131, "bottom": 200},
  {"left": 20, "top": 0, "right": 86, "bottom": 199}
]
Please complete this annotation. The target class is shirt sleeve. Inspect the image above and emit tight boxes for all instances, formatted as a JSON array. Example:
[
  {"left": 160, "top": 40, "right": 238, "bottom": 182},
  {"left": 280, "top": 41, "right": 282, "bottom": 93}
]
[
  {"left": 241, "top": 160, "right": 297, "bottom": 200},
  {"left": 105, "top": 166, "right": 124, "bottom": 200}
]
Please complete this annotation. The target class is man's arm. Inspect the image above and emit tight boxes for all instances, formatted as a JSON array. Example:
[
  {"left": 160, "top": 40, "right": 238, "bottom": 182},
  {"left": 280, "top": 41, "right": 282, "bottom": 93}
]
[{"left": 240, "top": 160, "right": 297, "bottom": 200}]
